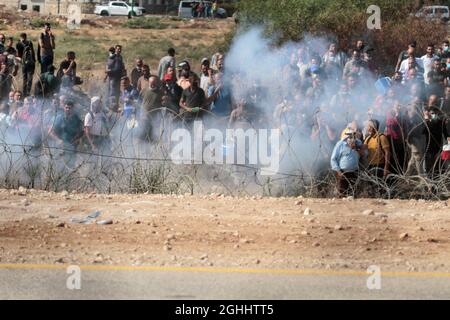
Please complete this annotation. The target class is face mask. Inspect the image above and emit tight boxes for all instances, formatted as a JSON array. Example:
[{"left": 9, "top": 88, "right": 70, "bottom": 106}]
[
  {"left": 431, "top": 113, "right": 437, "bottom": 120},
  {"left": 447, "top": 63, "right": 450, "bottom": 69},
  {"left": 444, "top": 46, "right": 449, "bottom": 52}
]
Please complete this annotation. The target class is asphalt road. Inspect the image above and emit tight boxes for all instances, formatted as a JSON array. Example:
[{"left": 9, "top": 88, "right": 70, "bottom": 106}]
[{"left": 0, "top": 264, "right": 450, "bottom": 299}]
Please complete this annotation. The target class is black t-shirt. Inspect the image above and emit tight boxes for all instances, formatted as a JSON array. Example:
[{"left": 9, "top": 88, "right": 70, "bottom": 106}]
[
  {"left": 181, "top": 86, "right": 206, "bottom": 109},
  {"left": 57, "top": 59, "right": 77, "bottom": 79},
  {"left": 427, "top": 69, "right": 447, "bottom": 85},
  {"left": 16, "top": 40, "right": 35, "bottom": 62}
]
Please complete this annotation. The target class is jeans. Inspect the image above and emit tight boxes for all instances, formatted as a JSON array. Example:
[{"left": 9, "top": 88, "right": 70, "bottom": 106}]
[
  {"left": 40, "top": 55, "right": 53, "bottom": 74},
  {"left": 22, "top": 64, "right": 35, "bottom": 96}
]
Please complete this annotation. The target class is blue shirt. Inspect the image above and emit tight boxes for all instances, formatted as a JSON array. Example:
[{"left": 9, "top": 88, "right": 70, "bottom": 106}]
[{"left": 330, "top": 139, "right": 362, "bottom": 172}]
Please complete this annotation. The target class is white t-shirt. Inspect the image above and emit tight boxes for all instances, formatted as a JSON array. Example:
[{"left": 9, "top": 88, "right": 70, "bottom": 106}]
[
  {"left": 421, "top": 54, "right": 438, "bottom": 84},
  {"left": 200, "top": 74, "right": 211, "bottom": 97},
  {"left": 84, "top": 112, "right": 108, "bottom": 137}
]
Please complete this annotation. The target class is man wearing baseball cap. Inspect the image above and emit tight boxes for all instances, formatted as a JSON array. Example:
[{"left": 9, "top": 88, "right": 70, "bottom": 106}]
[{"left": 330, "top": 128, "right": 366, "bottom": 197}]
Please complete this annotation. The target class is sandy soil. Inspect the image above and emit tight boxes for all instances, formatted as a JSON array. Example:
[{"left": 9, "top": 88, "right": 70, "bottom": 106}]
[{"left": 0, "top": 188, "right": 449, "bottom": 272}]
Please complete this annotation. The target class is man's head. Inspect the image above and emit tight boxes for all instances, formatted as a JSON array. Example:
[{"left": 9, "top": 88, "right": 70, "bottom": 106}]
[
  {"left": 19, "top": 33, "right": 27, "bottom": 42},
  {"left": 217, "top": 57, "right": 224, "bottom": 71},
  {"left": 6, "top": 37, "right": 13, "bottom": 48},
  {"left": 443, "top": 40, "right": 450, "bottom": 53},
  {"left": 23, "top": 97, "right": 31, "bottom": 108},
  {"left": 44, "top": 23, "right": 51, "bottom": 33},
  {"left": 352, "top": 50, "right": 361, "bottom": 61},
  {"left": 48, "top": 65, "right": 56, "bottom": 74},
  {"left": 445, "top": 86, "right": 450, "bottom": 99},
  {"left": 14, "top": 91, "right": 23, "bottom": 102},
  {"left": 142, "top": 64, "right": 150, "bottom": 77},
  {"left": 356, "top": 40, "right": 364, "bottom": 50},
  {"left": 407, "top": 56, "right": 416, "bottom": 68},
  {"left": 367, "top": 119, "right": 380, "bottom": 136},
  {"left": 426, "top": 44, "right": 435, "bottom": 56},
  {"left": 393, "top": 71, "right": 402, "bottom": 81},
  {"left": 329, "top": 43, "right": 337, "bottom": 53},
  {"left": 201, "top": 61, "right": 209, "bottom": 75},
  {"left": 201, "top": 57, "right": 210, "bottom": 68},
  {"left": 120, "top": 76, "right": 131, "bottom": 90},
  {"left": 135, "top": 58, "right": 143, "bottom": 69},
  {"left": 0, "top": 34, "right": 5, "bottom": 44},
  {"left": 168, "top": 48, "right": 175, "bottom": 57},
  {"left": 166, "top": 65, "right": 175, "bottom": 77},
  {"left": 67, "top": 51, "right": 76, "bottom": 61},
  {"left": 90, "top": 96, "right": 102, "bottom": 113},
  {"left": 64, "top": 100, "right": 74, "bottom": 115},
  {"left": 148, "top": 75, "right": 160, "bottom": 90},
  {"left": 433, "top": 58, "right": 441, "bottom": 70},
  {"left": 115, "top": 45, "right": 122, "bottom": 56},
  {"left": 343, "top": 128, "right": 357, "bottom": 147},
  {"left": 8, "top": 91, "right": 14, "bottom": 101},
  {"left": 188, "top": 74, "right": 199, "bottom": 89},
  {"left": 428, "top": 95, "right": 439, "bottom": 107},
  {"left": 108, "top": 47, "right": 115, "bottom": 56},
  {"left": 407, "top": 67, "right": 417, "bottom": 80},
  {"left": 178, "top": 60, "right": 190, "bottom": 72}
]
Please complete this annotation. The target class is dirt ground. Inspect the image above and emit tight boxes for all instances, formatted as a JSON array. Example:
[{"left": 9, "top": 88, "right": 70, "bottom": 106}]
[{"left": 0, "top": 188, "right": 449, "bottom": 273}]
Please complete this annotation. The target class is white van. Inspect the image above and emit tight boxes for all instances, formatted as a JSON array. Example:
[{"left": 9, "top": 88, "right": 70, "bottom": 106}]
[
  {"left": 178, "top": 1, "right": 227, "bottom": 19},
  {"left": 415, "top": 6, "right": 450, "bottom": 21}
]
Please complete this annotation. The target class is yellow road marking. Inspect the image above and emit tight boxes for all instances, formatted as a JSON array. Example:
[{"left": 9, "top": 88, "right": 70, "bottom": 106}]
[{"left": 0, "top": 263, "right": 450, "bottom": 278}]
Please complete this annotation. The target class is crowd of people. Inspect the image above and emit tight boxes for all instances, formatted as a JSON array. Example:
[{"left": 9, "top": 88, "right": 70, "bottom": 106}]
[
  {"left": 0, "top": 22, "right": 450, "bottom": 197},
  {"left": 190, "top": 1, "right": 220, "bottom": 18}
]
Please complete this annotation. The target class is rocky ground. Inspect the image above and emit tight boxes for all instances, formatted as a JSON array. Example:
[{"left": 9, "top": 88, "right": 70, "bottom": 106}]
[{"left": 0, "top": 188, "right": 449, "bottom": 273}]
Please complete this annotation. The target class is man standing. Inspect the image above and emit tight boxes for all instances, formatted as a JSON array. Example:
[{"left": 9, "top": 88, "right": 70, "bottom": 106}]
[
  {"left": 16, "top": 33, "right": 36, "bottom": 97},
  {"left": 161, "top": 66, "right": 182, "bottom": 114},
  {"left": 130, "top": 58, "right": 144, "bottom": 89},
  {"left": 49, "top": 100, "right": 83, "bottom": 166},
  {"left": 395, "top": 41, "right": 416, "bottom": 72},
  {"left": 140, "top": 76, "right": 164, "bottom": 141},
  {"left": 343, "top": 50, "right": 368, "bottom": 80},
  {"left": 427, "top": 58, "right": 448, "bottom": 98},
  {"left": 422, "top": 106, "right": 449, "bottom": 177},
  {"left": 57, "top": 51, "right": 78, "bottom": 88},
  {"left": 136, "top": 64, "right": 151, "bottom": 94},
  {"left": 322, "top": 43, "right": 347, "bottom": 82},
  {"left": 38, "top": 23, "right": 55, "bottom": 74},
  {"left": 120, "top": 76, "right": 139, "bottom": 117},
  {"left": 421, "top": 44, "right": 438, "bottom": 85},
  {"left": 106, "top": 45, "right": 126, "bottom": 112},
  {"left": 158, "top": 48, "right": 176, "bottom": 80},
  {"left": 364, "top": 119, "right": 391, "bottom": 178},
  {"left": 84, "top": 97, "right": 110, "bottom": 153},
  {"left": 330, "top": 129, "right": 365, "bottom": 197},
  {"left": 199, "top": 58, "right": 213, "bottom": 97}
]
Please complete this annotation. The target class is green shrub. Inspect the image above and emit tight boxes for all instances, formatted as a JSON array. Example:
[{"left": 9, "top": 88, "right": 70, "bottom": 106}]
[
  {"left": 123, "top": 17, "right": 169, "bottom": 29},
  {"left": 30, "top": 18, "right": 59, "bottom": 29}
]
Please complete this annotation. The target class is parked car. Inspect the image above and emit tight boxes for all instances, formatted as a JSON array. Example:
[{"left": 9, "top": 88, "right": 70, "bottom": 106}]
[
  {"left": 415, "top": 5, "right": 449, "bottom": 22},
  {"left": 178, "top": 0, "right": 227, "bottom": 19},
  {"left": 94, "top": 1, "right": 145, "bottom": 17}
]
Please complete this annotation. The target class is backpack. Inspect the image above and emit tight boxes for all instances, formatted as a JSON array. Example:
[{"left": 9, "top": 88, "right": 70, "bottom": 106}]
[{"left": 22, "top": 41, "right": 35, "bottom": 67}]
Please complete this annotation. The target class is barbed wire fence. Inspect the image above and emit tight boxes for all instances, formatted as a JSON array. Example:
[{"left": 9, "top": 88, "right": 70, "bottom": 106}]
[{"left": 1, "top": 71, "right": 450, "bottom": 198}]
